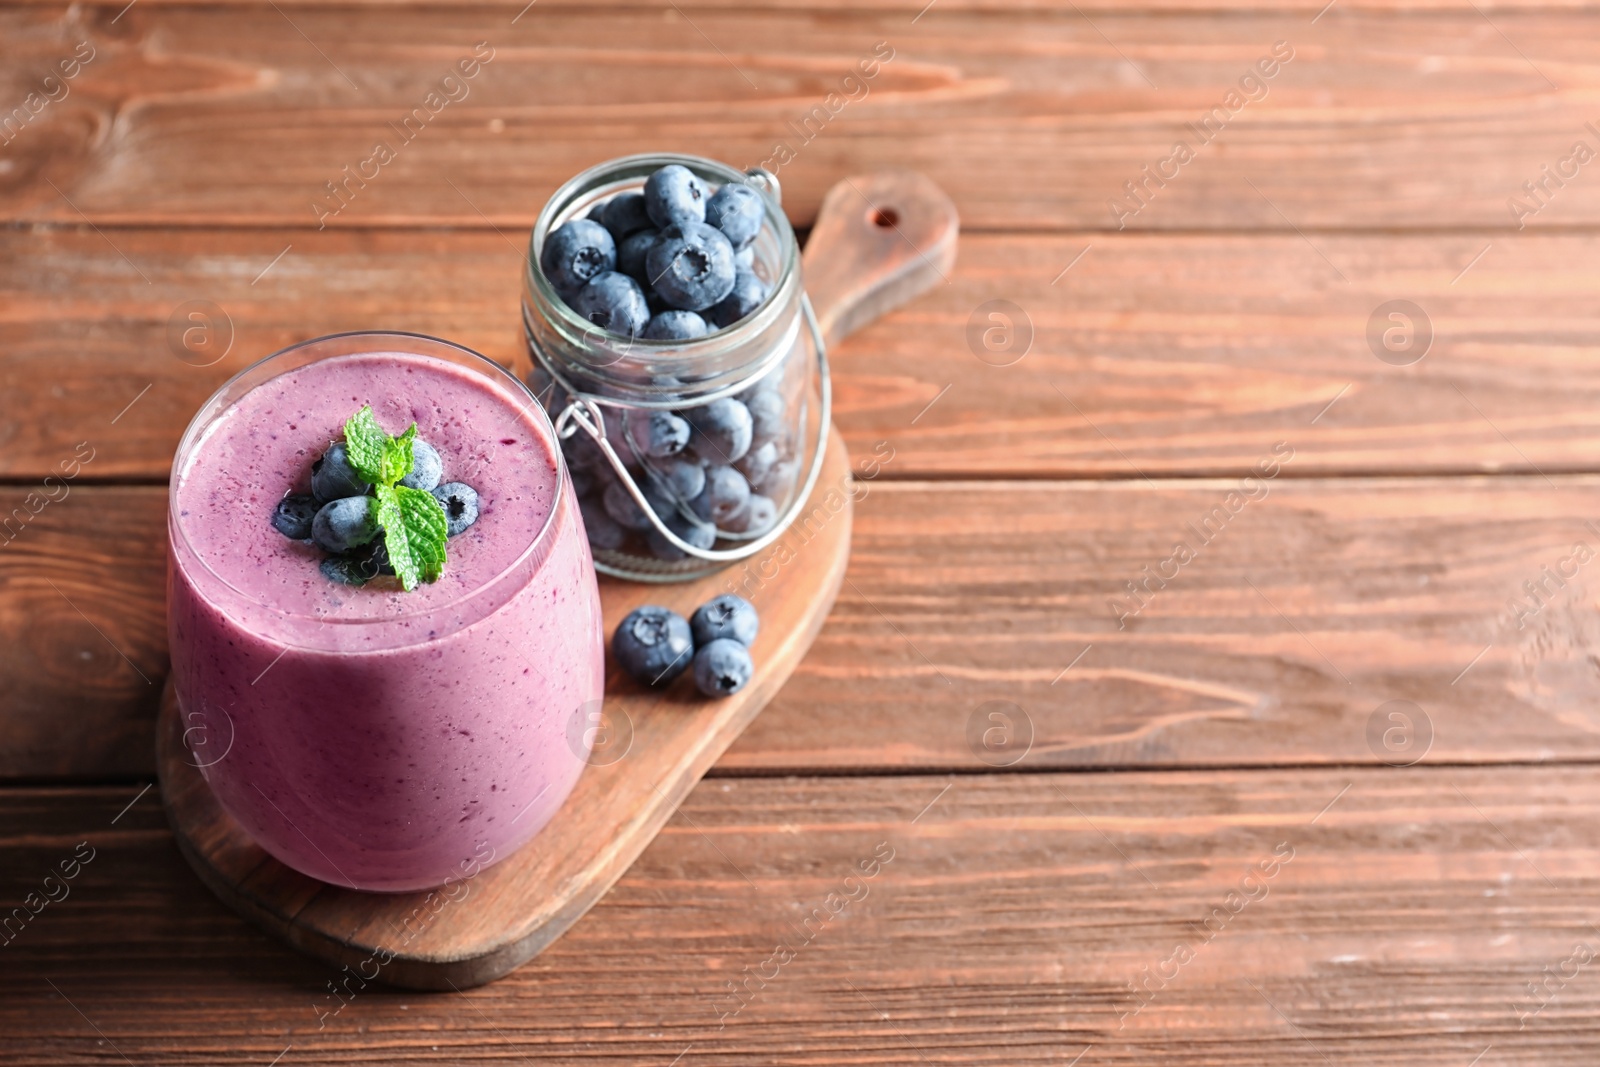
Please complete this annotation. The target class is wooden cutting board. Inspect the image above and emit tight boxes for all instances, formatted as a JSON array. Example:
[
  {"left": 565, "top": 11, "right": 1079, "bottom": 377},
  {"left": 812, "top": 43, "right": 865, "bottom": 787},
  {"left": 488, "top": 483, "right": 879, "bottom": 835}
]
[{"left": 156, "top": 170, "right": 958, "bottom": 990}]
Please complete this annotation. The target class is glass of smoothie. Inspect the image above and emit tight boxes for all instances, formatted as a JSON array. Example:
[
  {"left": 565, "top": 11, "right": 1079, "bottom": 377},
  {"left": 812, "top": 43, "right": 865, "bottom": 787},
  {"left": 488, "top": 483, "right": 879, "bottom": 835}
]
[{"left": 168, "top": 331, "right": 604, "bottom": 892}]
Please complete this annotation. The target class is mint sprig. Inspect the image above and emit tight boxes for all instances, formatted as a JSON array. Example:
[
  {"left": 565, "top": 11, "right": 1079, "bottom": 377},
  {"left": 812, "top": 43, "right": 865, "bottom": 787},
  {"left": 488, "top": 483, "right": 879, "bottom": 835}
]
[{"left": 341, "top": 405, "right": 450, "bottom": 592}]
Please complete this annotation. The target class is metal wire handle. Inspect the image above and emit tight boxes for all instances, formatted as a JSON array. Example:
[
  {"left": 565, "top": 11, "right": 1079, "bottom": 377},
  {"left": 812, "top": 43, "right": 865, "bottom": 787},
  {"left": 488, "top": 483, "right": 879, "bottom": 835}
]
[{"left": 551, "top": 293, "right": 832, "bottom": 564}]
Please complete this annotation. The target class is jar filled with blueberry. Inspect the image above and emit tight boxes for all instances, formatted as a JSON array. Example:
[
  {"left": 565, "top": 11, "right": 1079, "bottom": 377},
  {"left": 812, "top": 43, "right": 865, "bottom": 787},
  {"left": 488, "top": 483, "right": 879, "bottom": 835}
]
[{"left": 523, "top": 153, "right": 826, "bottom": 581}]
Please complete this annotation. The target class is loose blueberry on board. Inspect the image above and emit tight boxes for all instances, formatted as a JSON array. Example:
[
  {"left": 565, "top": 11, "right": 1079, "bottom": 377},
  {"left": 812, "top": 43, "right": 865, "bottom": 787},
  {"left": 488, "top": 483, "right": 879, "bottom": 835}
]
[
  {"left": 310, "top": 441, "right": 367, "bottom": 502},
  {"left": 643, "top": 164, "right": 708, "bottom": 229},
  {"left": 645, "top": 509, "right": 718, "bottom": 561},
  {"left": 616, "top": 229, "right": 658, "bottom": 283},
  {"left": 691, "top": 464, "right": 751, "bottom": 524},
  {"left": 541, "top": 219, "right": 617, "bottom": 296},
  {"left": 571, "top": 271, "right": 651, "bottom": 337},
  {"left": 685, "top": 397, "right": 753, "bottom": 464},
  {"left": 706, "top": 269, "right": 768, "bottom": 329},
  {"left": 430, "top": 482, "right": 480, "bottom": 537},
  {"left": 691, "top": 594, "right": 759, "bottom": 647},
  {"left": 656, "top": 457, "right": 706, "bottom": 501},
  {"left": 744, "top": 388, "right": 787, "bottom": 451},
  {"left": 722, "top": 492, "right": 778, "bottom": 536},
  {"left": 271, "top": 493, "right": 319, "bottom": 540},
  {"left": 600, "top": 192, "right": 654, "bottom": 242},
  {"left": 645, "top": 222, "right": 737, "bottom": 311},
  {"left": 312, "top": 496, "right": 380, "bottom": 554},
  {"left": 578, "top": 495, "right": 627, "bottom": 551},
  {"left": 733, "top": 440, "right": 778, "bottom": 488},
  {"left": 642, "top": 309, "right": 709, "bottom": 341},
  {"left": 626, "top": 409, "right": 691, "bottom": 458},
  {"left": 705, "top": 183, "right": 764, "bottom": 249},
  {"left": 693, "top": 638, "right": 754, "bottom": 697},
  {"left": 612, "top": 605, "right": 695, "bottom": 686},
  {"left": 399, "top": 438, "right": 443, "bottom": 492}
]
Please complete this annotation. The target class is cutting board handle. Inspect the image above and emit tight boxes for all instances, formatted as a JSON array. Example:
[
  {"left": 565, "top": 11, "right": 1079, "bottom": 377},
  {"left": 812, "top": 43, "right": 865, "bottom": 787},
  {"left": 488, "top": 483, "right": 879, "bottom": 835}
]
[{"left": 800, "top": 171, "right": 959, "bottom": 352}]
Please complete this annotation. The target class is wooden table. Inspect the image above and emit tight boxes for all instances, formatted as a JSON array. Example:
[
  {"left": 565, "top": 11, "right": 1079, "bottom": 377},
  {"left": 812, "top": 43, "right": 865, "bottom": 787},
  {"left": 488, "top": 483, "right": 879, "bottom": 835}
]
[{"left": 4, "top": 2, "right": 1600, "bottom": 1063}]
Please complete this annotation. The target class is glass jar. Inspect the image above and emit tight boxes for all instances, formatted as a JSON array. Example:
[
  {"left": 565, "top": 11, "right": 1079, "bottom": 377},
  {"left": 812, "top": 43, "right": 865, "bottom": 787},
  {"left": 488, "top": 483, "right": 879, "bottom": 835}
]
[
  {"left": 523, "top": 152, "right": 830, "bottom": 582},
  {"left": 168, "top": 331, "right": 604, "bottom": 891}
]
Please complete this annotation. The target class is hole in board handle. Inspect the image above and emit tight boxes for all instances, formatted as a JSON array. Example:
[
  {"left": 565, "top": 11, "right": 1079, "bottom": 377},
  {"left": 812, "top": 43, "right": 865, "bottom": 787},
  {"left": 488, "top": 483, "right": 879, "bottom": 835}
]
[{"left": 869, "top": 206, "right": 899, "bottom": 229}]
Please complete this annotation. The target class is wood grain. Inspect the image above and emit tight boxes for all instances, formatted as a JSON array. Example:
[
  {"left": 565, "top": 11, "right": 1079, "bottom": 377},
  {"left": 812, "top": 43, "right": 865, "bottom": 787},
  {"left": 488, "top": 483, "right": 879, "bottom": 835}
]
[
  {"left": 5, "top": 7, "right": 1600, "bottom": 231},
  {"left": 11, "top": 476, "right": 1600, "bottom": 778},
  {"left": 5, "top": 767, "right": 1600, "bottom": 1063},
  {"left": 7, "top": 227, "right": 1600, "bottom": 482}
]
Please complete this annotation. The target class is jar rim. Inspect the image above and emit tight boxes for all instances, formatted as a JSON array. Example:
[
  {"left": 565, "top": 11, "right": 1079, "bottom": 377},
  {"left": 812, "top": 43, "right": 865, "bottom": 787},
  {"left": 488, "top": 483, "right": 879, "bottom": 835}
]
[
  {"left": 525, "top": 152, "right": 800, "bottom": 376},
  {"left": 168, "top": 330, "right": 569, "bottom": 637}
]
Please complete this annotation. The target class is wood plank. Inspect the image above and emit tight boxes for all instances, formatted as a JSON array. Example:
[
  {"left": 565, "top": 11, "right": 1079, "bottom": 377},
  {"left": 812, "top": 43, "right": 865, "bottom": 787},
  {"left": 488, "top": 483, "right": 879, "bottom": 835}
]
[
  {"left": 5, "top": 7, "right": 1600, "bottom": 230},
  {"left": 7, "top": 227, "right": 1600, "bottom": 482},
  {"left": 10, "top": 476, "right": 1600, "bottom": 779},
  {"left": 4, "top": 766, "right": 1599, "bottom": 1063}
]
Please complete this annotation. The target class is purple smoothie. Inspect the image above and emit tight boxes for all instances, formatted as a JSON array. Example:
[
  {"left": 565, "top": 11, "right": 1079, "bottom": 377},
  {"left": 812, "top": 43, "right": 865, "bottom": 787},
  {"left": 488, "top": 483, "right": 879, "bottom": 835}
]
[{"left": 168, "top": 342, "right": 604, "bottom": 892}]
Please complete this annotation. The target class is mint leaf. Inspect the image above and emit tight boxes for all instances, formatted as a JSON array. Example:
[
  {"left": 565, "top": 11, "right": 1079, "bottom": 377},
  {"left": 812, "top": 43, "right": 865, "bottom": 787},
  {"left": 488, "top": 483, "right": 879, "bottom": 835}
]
[
  {"left": 380, "top": 423, "right": 416, "bottom": 487},
  {"left": 341, "top": 408, "right": 448, "bottom": 592},
  {"left": 343, "top": 406, "right": 390, "bottom": 484},
  {"left": 394, "top": 485, "right": 449, "bottom": 584}
]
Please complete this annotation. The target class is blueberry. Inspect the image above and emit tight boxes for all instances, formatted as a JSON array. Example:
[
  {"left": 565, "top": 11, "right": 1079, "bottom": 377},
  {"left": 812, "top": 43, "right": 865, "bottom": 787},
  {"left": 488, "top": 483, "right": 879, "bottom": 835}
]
[
  {"left": 706, "top": 269, "right": 768, "bottom": 329},
  {"left": 312, "top": 496, "right": 380, "bottom": 554},
  {"left": 646, "top": 509, "right": 718, "bottom": 561},
  {"left": 600, "top": 192, "right": 654, "bottom": 241},
  {"left": 753, "top": 458, "right": 799, "bottom": 501},
  {"left": 683, "top": 397, "right": 752, "bottom": 464},
  {"left": 735, "top": 244, "right": 754, "bottom": 270},
  {"left": 323, "top": 538, "right": 394, "bottom": 586},
  {"left": 311, "top": 441, "right": 367, "bottom": 502},
  {"left": 691, "top": 594, "right": 759, "bottom": 647},
  {"left": 693, "top": 638, "right": 754, "bottom": 697},
  {"left": 586, "top": 200, "right": 610, "bottom": 222},
  {"left": 745, "top": 388, "right": 787, "bottom": 451},
  {"left": 722, "top": 493, "right": 778, "bottom": 536},
  {"left": 612, "top": 605, "right": 695, "bottom": 686},
  {"left": 691, "top": 465, "right": 751, "bottom": 525},
  {"left": 603, "top": 478, "right": 675, "bottom": 531},
  {"left": 570, "top": 271, "right": 650, "bottom": 337},
  {"left": 570, "top": 464, "right": 595, "bottom": 499},
  {"left": 430, "top": 482, "right": 480, "bottom": 537},
  {"left": 622, "top": 409, "right": 691, "bottom": 458},
  {"left": 655, "top": 457, "right": 706, "bottom": 501},
  {"left": 399, "top": 438, "right": 442, "bottom": 492},
  {"left": 578, "top": 494, "right": 627, "bottom": 551},
  {"left": 645, "top": 222, "right": 736, "bottom": 311},
  {"left": 642, "top": 310, "right": 709, "bottom": 341},
  {"left": 562, "top": 429, "right": 606, "bottom": 474},
  {"left": 271, "top": 493, "right": 318, "bottom": 540},
  {"left": 705, "top": 183, "right": 765, "bottom": 249},
  {"left": 541, "top": 219, "right": 616, "bottom": 296},
  {"left": 643, "top": 164, "right": 708, "bottom": 229},
  {"left": 734, "top": 440, "right": 778, "bottom": 487},
  {"left": 616, "top": 229, "right": 658, "bottom": 283}
]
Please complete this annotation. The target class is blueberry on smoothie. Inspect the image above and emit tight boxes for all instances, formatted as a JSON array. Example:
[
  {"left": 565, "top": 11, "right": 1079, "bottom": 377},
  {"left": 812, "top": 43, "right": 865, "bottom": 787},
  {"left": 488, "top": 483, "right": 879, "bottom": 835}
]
[
  {"left": 571, "top": 271, "right": 650, "bottom": 337},
  {"left": 612, "top": 605, "right": 695, "bottom": 685},
  {"left": 642, "top": 310, "right": 709, "bottom": 341},
  {"left": 705, "top": 182, "right": 764, "bottom": 249},
  {"left": 271, "top": 493, "right": 318, "bottom": 540},
  {"left": 601, "top": 192, "right": 654, "bottom": 242},
  {"left": 706, "top": 269, "right": 768, "bottom": 329},
  {"left": 645, "top": 222, "right": 736, "bottom": 311},
  {"left": 616, "top": 229, "right": 658, "bottom": 283},
  {"left": 430, "top": 482, "right": 480, "bottom": 537},
  {"left": 311, "top": 441, "right": 367, "bottom": 502},
  {"left": 541, "top": 219, "right": 617, "bottom": 296},
  {"left": 644, "top": 164, "right": 708, "bottom": 229},
  {"left": 691, "top": 464, "right": 751, "bottom": 525},
  {"left": 312, "top": 496, "right": 380, "bottom": 554},
  {"left": 685, "top": 397, "right": 752, "bottom": 464},
  {"left": 645, "top": 509, "right": 718, "bottom": 561},
  {"left": 691, "top": 594, "right": 759, "bottom": 647},
  {"left": 693, "top": 638, "right": 754, "bottom": 697},
  {"left": 399, "top": 438, "right": 443, "bottom": 492}
]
